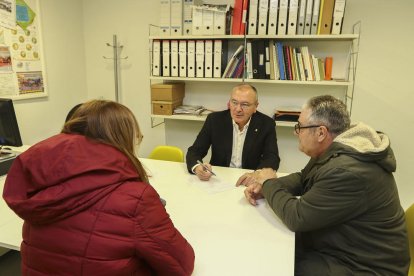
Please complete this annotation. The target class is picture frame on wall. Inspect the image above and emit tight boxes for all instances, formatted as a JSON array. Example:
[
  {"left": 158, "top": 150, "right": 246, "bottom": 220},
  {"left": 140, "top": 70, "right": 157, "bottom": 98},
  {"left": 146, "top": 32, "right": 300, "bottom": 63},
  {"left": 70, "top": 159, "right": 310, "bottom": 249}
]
[{"left": 0, "top": 0, "right": 48, "bottom": 100}]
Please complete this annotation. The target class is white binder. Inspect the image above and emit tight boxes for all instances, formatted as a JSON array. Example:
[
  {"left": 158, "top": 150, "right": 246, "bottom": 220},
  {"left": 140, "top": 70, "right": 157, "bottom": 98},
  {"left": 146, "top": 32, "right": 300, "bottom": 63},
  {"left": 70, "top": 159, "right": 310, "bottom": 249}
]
[
  {"left": 246, "top": 41, "right": 253, "bottom": 79},
  {"left": 204, "top": 40, "right": 213, "bottom": 78},
  {"left": 213, "top": 40, "right": 222, "bottom": 78},
  {"left": 202, "top": 7, "right": 214, "bottom": 35},
  {"left": 187, "top": 40, "right": 196, "bottom": 77},
  {"left": 331, "top": 0, "right": 346, "bottom": 34},
  {"left": 297, "top": 0, "right": 307, "bottom": 35},
  {"left": 303, "top": 0, "right": 313, "bottom": 35},
  {"left": 192, "top": 6, "right": 203, "bottom": 35},
  {"left": 183, "top": 0, "right": 202, "bottom": 35},
  {"left": 213, "top": 8, "right": 226, "bottom": 35},
  {"left": 195, "top": 40, "right": 204, "bottom": 78},
  {"left": 170, "top": 40, "right": 179, "bottom": 77},
  {"left": 247, "top": 0, "right": 258, "bottom": 35},
  {"left": 171, "top": 0, "right": 183, "bottom": 35},
  {"left": 152, "top": 40, "right": 161, "bottom": 76},
  {"left": 287, "top": 0, "right": 299, "bottom": 35},
  {"left": 310, "top": 0, "right": 320, "bottom": 34},
  {"left": 277, "top": 0, "right": 288, "bottom": 35},
  {"left": 162, "top": 40, "right": 170, "bottom": 77},
  {"left": 178, "top": 40, "right": 187, "bottom": 77},
  {"left": 257, "top": 0, "right": 269, "bottom": 35},
  {"left": 160, "top": 0, "right": 171, "bottom": 36},
  {"left": 267, "top": 0, "right": 279, "bottom": 35}
]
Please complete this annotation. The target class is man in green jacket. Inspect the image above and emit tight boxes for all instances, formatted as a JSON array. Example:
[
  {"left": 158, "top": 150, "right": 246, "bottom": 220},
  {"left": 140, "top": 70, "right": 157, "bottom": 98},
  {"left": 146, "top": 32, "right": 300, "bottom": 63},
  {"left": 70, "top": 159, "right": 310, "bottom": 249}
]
[{"left": 239, "top": 95, "right": 410, "bottom": 275}]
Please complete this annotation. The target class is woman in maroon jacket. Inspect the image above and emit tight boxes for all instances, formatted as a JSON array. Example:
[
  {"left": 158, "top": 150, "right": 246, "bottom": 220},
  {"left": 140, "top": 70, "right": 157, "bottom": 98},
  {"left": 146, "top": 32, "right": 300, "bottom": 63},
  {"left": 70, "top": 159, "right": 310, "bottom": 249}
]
[{"left": 3, "top": 100, "right": 195, "bottom": 275}]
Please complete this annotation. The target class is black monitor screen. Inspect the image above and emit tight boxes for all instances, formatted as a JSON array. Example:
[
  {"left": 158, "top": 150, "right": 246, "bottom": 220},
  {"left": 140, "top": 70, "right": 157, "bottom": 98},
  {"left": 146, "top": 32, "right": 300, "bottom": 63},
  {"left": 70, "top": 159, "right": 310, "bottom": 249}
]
[{"left": 0, "top": 98, "right": 23, "bottom": 147}]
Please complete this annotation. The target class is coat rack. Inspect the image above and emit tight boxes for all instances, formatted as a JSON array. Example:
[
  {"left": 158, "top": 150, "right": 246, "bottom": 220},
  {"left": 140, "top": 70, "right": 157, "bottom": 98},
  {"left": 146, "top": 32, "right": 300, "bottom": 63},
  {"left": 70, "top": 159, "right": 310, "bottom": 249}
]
[{"left": 103, "top": 34, "right": 128, "bottom": 102}]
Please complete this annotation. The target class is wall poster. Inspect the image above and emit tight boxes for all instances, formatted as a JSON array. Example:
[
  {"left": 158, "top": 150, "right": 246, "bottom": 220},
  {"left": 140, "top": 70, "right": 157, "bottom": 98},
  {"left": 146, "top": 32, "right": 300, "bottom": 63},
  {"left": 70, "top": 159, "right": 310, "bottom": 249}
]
[{"left": 0, "top": 0, "right": 47, "bottom": 100}]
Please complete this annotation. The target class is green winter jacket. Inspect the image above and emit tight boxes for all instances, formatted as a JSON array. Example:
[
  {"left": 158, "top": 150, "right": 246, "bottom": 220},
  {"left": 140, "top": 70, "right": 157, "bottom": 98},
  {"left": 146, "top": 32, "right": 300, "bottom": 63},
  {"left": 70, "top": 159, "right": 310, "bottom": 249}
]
[{"left": 263, "top": 122, "right": 410, "bottom": 275}]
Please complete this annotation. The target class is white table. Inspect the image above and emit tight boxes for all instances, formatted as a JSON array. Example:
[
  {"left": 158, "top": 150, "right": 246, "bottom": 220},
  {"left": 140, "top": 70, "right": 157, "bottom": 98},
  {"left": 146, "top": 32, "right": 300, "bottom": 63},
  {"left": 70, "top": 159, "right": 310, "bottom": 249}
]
[{"left": 0, "top": 158, "right": 295, "bottom": 275}]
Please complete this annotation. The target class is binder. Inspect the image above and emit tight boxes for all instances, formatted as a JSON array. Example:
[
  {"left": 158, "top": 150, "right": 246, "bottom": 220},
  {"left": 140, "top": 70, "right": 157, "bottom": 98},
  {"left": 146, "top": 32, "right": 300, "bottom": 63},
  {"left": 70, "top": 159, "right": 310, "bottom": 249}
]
[
  {"left": 324, "top": 56, "right": 333, "bottom": 80},
  {"left": 162, "top": 40, "right": 170, "bottom": 77},
  {"left": 271, "top": 41, "right": 280, "bottom": 80},
  {"left": 192, "top": 6, "right": 203, "bottom": 35},
  {"left": 187, "top": 40, "right": 196, "bottom": 77},
  {"left": 171, "top": 0, "right": 183, "bottom": 35},
  {"left": 213, "top": 6, "right": 227, "bottom": 35},
  {"left": 257, "top": 0, "right": 269, "bottom": 35},
  {"left": 331, "top": 0, "right": 346, "bottom": 34},
  {"left": 268, "top": 40, "right": 275, "bottom": 80},
  {"left": 303, "top": 0, "right": 313, "bottom": 35},
  {"left": 195, "top": 40, "right": 204, "bottom": 78},
  {"left": 240, "top": 0, "right": 249, "bottom": 35},
  {"left": 265, "top": 43, "right": 271, "bottom": 79},
  {"left": 170, "top": 40, "right": 179, "bottom": 77},
  {"left": 276, "top": 42, "right": 286, "bottom": 80},
  {"left": 247, "top": 0, "right": 258, "bottom": 35},
  {"left": 213, "top": 40, "right": 223, "bottom": 78},
  {"left": 160, "top": 0, "right": 171, "bottom": 36},
  {"left": 178, "top": 40, "right": 187, "bottom": 77},
  {"left": 256, "top": 40, "right": 266, "bottom": 79},
  {"left": 318, "top": 0, "right": 335, "bottom": 34},
  {"left": 202, "top": 7, "right": 215, "bottom": 35},
  {"left": 287, "top": 0, "right": 299, "bottom": 35},
  {"left": 296, "top": 0, "right": 307, "bottom": 35},
  {"left": 204, "top": 40, "right": 213, "bottom": 78},
  {"left": 267, "top": 0, "right": 279, "bottom": 35},
  {"left": 310, "top": 0, "right": 320, "bottom": 34},
  {"left": 232, "top": 0, "right": 244, "bottom": 35},
  {"left": 152, "top": 40, "right": 161, "bottom": 76},
  {"left": 183, "top": 0, "right": 202, "bottom": 35},
  {"left": 246, "top": 41, "right": 254, "bottom": 79},
  {"left": 277, "top": 0, "right": 288, "bottom": 35}
]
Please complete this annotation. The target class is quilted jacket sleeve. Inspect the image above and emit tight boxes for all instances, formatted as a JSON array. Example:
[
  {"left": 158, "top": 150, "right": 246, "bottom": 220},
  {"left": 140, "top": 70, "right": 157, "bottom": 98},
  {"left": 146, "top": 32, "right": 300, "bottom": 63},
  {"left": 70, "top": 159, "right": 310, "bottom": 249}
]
[{"left": 134, "top": 185, "right": 195, "bottom": 276}]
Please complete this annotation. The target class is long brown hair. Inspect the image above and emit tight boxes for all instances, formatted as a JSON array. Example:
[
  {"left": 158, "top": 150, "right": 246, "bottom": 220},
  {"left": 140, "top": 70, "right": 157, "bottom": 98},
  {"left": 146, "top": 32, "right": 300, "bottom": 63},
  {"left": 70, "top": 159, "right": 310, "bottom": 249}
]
[{"left": 62, "top": 100, "right": 148, "bottom": 183}]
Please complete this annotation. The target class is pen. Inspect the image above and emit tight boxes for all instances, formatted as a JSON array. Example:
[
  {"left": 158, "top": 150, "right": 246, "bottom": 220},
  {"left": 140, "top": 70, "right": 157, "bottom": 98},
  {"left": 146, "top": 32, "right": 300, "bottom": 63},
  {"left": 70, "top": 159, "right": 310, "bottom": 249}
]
[{"left": 197, "top": 160, "right": 217, "bottom": 176}]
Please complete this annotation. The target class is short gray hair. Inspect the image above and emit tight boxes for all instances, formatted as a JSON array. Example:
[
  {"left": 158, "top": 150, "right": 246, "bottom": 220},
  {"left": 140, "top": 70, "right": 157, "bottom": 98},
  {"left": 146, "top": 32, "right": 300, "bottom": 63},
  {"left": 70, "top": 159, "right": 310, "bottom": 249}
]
[{"left": 304, "top": 95, "right": 350, "bottom": 135}]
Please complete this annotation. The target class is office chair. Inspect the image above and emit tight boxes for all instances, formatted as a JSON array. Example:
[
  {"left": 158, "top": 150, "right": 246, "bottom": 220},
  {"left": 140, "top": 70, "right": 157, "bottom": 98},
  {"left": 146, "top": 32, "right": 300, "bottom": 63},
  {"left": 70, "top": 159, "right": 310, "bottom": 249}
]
[
  {"left": 407, "top": 204, "right": 414, "bottom": 276},
  {"left": 149, "top": 145, "right": 184, "bottom": 162}
]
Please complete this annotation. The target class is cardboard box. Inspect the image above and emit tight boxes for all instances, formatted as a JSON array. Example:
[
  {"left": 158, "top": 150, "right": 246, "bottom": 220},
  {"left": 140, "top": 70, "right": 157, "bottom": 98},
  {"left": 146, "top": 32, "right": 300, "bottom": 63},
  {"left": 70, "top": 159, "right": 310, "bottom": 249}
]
[
  {"left": 152, "top": 100, "right": 183, "bottom": 115},
  {"left": 151, "top": 83, "right": 185, "bottom": 101}
]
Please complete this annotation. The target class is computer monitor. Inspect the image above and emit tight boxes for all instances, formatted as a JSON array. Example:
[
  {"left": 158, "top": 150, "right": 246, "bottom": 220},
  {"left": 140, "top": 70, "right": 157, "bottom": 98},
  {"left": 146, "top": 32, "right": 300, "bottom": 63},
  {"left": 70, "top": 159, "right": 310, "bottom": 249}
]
[{"left": 0, "top": 98, "right": 23, "bottom": 149}]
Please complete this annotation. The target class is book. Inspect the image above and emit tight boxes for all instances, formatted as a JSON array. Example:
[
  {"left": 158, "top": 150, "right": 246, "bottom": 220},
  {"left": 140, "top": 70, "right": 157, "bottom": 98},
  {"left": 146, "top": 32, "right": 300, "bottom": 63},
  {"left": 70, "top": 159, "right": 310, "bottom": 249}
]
[{"left": 324, "top": 56, "right": 333, "bottom": 80}]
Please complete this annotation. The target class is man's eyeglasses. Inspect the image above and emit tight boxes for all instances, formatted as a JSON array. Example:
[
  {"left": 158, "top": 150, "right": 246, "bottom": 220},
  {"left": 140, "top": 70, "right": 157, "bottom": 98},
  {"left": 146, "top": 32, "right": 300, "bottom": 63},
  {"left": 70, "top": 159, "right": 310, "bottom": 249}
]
[
  {"left": 229, "top": 99, "right": 254, "bottom": 110},
  {"left": 294, "top": 122, "right": 322, "bottom": 134}
]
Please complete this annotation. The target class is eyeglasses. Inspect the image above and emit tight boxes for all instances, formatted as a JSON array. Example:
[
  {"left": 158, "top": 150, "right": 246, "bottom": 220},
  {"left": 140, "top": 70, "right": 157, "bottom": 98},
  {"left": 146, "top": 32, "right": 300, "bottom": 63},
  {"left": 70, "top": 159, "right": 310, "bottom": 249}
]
[
  {"left": 294, "top": 122, "right": 322, "bottom": 134},
  {"left": 229, "top": 99, "right": 254, "bottom": 110}
]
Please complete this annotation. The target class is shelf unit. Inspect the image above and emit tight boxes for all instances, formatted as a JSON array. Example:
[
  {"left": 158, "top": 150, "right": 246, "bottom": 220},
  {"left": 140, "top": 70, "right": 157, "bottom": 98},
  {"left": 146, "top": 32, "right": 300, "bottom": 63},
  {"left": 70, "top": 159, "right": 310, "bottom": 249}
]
[{"left": 149, "top": 22, "right": 361, "bottom": 128}]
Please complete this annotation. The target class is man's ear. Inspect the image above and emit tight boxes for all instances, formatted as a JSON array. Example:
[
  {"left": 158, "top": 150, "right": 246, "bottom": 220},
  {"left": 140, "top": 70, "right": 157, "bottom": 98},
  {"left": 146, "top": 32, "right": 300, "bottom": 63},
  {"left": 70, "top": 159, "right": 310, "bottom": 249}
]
[{"left": 317, "top": 126, "right": 329, "bottom": 142}]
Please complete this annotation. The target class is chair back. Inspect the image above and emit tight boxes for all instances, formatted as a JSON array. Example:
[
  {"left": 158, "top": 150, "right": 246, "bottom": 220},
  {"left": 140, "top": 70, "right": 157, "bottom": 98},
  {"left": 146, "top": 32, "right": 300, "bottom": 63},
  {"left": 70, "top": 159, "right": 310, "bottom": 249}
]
[
  {"left": 407, "top": 204, "right": 414, "bottom": 276},
  {"left": 149, "top": 145, "right": 184, "bottom": 162}
]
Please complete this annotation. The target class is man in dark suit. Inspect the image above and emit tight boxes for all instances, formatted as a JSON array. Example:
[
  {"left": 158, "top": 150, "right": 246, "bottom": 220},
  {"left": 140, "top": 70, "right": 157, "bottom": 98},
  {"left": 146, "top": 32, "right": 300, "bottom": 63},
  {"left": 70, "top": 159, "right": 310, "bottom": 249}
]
[{"left": 186, "top": 84, "right": 280, "bottom": 181}]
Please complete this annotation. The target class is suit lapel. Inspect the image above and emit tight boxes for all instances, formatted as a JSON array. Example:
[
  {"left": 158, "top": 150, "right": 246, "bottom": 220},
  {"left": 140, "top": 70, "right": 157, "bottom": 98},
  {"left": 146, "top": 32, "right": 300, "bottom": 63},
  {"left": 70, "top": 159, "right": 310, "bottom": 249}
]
[{"left": 242, "top": 113, "right": 261, "bottom": 165}]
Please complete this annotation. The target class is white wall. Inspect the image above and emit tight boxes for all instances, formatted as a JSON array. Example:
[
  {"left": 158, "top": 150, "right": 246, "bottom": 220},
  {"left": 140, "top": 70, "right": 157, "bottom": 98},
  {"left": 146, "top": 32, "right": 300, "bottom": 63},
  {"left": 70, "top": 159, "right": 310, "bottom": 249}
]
[{"left": 13, "top": 0, "right": 87, "bottom": 145}]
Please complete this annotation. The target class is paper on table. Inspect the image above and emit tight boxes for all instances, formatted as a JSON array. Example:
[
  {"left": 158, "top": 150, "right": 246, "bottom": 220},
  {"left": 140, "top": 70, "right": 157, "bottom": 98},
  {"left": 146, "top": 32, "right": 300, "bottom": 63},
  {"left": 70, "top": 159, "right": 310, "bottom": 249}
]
[{"left": 188, "top": 175, "right": 236, "bottom": 194}]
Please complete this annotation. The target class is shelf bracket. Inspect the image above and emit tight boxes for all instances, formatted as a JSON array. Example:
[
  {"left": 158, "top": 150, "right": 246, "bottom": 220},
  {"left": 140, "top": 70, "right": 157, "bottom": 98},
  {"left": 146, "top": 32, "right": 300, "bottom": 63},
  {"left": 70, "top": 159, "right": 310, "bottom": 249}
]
[{"left": 151, "top": 117, "right": 165, "bottom": 128}]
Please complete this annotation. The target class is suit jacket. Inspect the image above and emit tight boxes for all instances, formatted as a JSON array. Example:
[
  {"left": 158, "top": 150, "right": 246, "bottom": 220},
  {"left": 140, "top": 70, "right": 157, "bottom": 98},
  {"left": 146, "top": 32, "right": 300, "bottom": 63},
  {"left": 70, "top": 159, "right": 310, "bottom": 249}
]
[{"left": 186, "top": 110, "right": 280, "bottom": 172}]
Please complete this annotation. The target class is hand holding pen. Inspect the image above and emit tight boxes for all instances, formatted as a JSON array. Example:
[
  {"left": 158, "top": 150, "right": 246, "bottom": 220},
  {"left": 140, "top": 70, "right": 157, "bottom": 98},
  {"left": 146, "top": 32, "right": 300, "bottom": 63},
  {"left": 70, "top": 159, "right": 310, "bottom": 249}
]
[{"left": 195, "top": 160, "right": 216, "bottom": 181}]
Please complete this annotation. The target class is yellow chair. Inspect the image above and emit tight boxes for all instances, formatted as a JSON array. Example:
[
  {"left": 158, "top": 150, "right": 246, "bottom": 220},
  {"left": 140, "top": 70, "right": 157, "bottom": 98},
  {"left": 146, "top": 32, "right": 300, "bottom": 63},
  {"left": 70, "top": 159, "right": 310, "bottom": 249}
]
[
  {"left": 407, "top": 204, "right": 414, "bottom": 276},
  {"left": 149, "top": 145, "right": 184, "bottom": 162}
]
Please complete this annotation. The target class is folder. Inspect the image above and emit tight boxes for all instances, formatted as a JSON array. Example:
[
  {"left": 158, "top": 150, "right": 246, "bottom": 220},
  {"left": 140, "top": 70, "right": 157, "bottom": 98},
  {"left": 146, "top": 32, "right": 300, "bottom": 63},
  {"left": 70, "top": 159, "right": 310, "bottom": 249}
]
[
  {"left": 192, "top": 6, "right": 203, "bottom": 35},
  {"left": 245, "top": 41, "right": 253, "bottom": 79},
  {"left": 277, "top": 0, "right": 288, "bottom": 35},
  {"left": 256, "top": 40, "right": 266, "bottom": 79},
  {"left": 195, "top": 40, "right": 204, "bottom": 78},
  {"left": 270, "top": 41, "right": 280, "bottom": 80},
  {"left": 232, "top": 0, "right": 244, "bottom": 35},
  {"left": 183, "top": 0, "right": 202, "bottom": 35},
  {"left": 240, "top": 0, "right": 249, "bottom": 35},
  {"left": 324, "top": 56, "right": 333, "bottom": 80},
  {"left": 202, "top": 7, "right": 215, "bottom": 35},
  {"left": 331, "top": 0, "right": 346, "bottom": 34},
  {"left": 276, "top": 42, "right": 286, "bottom": 80},
  {"left": 265, "top": 43, "right": 270, "bottom": 79},
  {"left": 213, "top": 6, "right": 227, "bottom": 35},
  {"left": 160, "top": 0, "right": 171, "bottom": 36},
  {"left": 247, "top": 0, "right": 258, "bottom": 35},
  {"left": 162, "top": 40, "right": 170, "bottom": 77},
  {"left": 310, "top": 0, "right": 320, "bottom": 34},
  {"left": 303, "top": 0, "right": 313, "bottom": 35},
  {"left": 257, "top": 0, "right": 269, "bottom": 35},
  {"left": 187, "top": 40, "right": 196, "bottom": 77},
  {"left": 171, "top": 0, "right": 183, "bottom": 35},
  {"left": 222, "top": 44, "right": 244, "bottom": 78},
  {"left": 152, "top": 40, "right": 161, "bottom": 76},
  {"left": 318, "top": 0, "right": 335, "bottom": 34},
  {"left": 204, "top": 40, "right": 213, "bottom": 78},
  {"left": 213, "top": 40, "right": 227, "bottom": 78},
  {"left": 296, "top": 0, "right": 307, "bottom": 35},
  {"left": 170, "top": 40, "right": 179, "bottom": 76},
  {"left": 267, "top": 0, "right": 279, "bottom": 35},
  {"left": 287, "top": 0, "right": 299, "bottom": 35},
  {"left": 178, "top": 40, "right": 187, "bottom": 77}
]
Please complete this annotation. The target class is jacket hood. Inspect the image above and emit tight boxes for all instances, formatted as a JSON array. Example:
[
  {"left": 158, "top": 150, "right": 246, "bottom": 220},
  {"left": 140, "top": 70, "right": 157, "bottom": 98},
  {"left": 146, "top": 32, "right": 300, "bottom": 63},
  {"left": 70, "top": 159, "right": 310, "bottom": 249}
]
[
  {"left": 3, "top": 133, "right": 139, "bottom": 225},
  {"left": 332, "top": 122, "right": 396, "bottom": 172}
]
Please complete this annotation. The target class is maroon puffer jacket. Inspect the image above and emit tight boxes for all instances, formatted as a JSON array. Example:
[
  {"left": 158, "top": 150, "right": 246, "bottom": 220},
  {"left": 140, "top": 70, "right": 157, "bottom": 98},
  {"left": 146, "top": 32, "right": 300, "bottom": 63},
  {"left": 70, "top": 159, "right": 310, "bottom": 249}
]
[{"left": 3, "top": 133, "right": 194, "bottom": 275}]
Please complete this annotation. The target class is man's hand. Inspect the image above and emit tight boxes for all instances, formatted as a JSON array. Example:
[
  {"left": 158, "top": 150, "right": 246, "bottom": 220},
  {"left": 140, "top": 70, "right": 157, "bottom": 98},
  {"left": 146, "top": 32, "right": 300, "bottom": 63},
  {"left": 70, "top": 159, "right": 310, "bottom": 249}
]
[
  {"left": 194, "top": 163, "right": 213, "bottom": 181},
  {"left": 236, "top": 168, "right": 277, "bottom": 187},
  {"left": 244, "top": 182, "right": 265, "bottom": 206}
]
